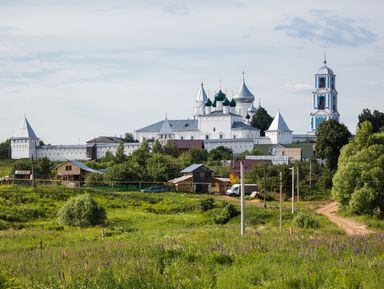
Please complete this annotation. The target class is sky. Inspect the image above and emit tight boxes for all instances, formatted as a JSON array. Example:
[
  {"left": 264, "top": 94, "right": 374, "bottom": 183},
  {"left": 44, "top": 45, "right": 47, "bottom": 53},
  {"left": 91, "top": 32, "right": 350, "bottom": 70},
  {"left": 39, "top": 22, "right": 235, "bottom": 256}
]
[{"left": 0, "top": 0, "right": 383, "bottom": 144}]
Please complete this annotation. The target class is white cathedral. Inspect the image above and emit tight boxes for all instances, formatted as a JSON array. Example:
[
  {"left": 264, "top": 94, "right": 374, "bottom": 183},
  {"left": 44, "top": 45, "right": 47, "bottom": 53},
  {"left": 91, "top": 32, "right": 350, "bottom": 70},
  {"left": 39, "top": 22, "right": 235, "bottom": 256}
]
[{"left": 10, "top": 58, "right": 339, "bottom": 161}]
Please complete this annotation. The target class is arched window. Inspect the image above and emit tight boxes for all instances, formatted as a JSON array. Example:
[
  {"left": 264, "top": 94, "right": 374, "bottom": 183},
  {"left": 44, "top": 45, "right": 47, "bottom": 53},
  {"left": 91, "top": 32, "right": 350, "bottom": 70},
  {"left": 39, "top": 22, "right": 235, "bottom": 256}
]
[
  {"left": 318, "top": 96, "right": 325, "bottom": 110},
  {"left": 213, "top": 127, "right": 216, "bottom": 132}
]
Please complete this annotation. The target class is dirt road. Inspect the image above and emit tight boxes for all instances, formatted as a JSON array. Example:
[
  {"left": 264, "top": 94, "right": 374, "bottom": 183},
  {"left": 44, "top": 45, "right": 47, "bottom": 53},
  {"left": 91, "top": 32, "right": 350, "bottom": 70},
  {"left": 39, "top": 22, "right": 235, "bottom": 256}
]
[{"left": 316, "top": 201, "right": 373, "bottom": 236}]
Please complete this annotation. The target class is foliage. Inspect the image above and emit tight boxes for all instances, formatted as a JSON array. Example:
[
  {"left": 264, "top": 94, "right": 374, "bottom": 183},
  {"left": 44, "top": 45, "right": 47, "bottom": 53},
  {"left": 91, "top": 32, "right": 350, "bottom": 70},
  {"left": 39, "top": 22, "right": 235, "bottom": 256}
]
[
  {"left": 208, "top": 146, "right": 232, "bottom": 163},
  {"left": 358, "top": 108, "right": 384, "bottom": 133},
  {"left": 104, "top": 162, "right": 139, "bottom": 182},
  {"left": 35, "top": 157, "right": 54, "bottom": 179},
  {"left": 151, "top": 139, "right": 163, "bottom": 154},
  {"left": 0, "top": 139, "right": 11, "bottom": 159},
  {"left": 123, "top": 132, "right": 136, "bottom": 143},
  {"left": 101, "top": 151, "right": 115, "bottom": 163},
  {"left": 198, "top": 197, "right": 215, "bottom": 212},
  {"left": 247, "top": 163, "right": 290, "bottom": 194},
  {"left": 163, "top": 140, "right": 178, "bottom": 157},
  {"left": 333, "top": 121, "right": 384, "bottom": 215},
  {"left": 85, "top": 172, "right": 105, "bottom": 186},
  {"left": 293, "top": 210, "right": 320, "bottom": 229},
  {"left": 12, "top": 159, "right": 31, "bottom": 172},
  {"left": 213, "top": 203, "right": 238, "bottom": 224},
  {"left": 178, "top": 148, "right": 208, "bottom": 167},
  {"left": 146, "top": 153, "right": 180, "bottom": 181},
  {"left": 315, "top": 119, "right": 351, "bottom": 171},
  {"left": 57, "top": 194, "right": 106, "bottom": 227},
  {"left": 250, "top": 106, "right": 273, "bottom": 136},
  {"left": 114, "top": 142, "right": 126, "bottom": 164},
  {"left": 0, "top": 186, "right": 383, "bottom": 289}
]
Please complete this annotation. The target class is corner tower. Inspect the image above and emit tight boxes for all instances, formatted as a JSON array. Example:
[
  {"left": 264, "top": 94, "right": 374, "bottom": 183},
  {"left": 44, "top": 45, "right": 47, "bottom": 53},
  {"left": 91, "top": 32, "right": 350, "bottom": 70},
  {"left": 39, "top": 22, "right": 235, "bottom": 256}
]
[
  {"left": 310, "top": 55, "right": 340, "bottom": 132},
  {"left": 11, "top": 117, "right": 40, "bottom": 159}
]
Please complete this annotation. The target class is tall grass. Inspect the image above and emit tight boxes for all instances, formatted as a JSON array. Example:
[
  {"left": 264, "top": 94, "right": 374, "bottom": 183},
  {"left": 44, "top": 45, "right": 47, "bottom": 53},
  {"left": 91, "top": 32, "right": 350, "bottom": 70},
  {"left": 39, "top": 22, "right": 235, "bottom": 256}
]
[{"left": 0, "top": 185, "right": 383, "bottom": 288}]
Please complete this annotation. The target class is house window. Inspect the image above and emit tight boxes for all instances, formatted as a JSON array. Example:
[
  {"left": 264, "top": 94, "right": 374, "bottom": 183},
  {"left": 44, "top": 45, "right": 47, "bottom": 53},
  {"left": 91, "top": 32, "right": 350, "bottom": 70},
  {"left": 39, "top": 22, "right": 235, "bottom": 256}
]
[
  {"left": 205, "top": 135, "right": 209, "bottom": 140},
  {"left": 65, "top": 165, "right": 72, "bottom": 171}
]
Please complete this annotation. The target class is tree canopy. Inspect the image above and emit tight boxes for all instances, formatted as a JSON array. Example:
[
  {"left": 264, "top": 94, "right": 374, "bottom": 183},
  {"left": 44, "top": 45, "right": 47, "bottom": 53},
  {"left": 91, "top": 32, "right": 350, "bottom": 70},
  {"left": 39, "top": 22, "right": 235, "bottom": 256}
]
[
  {"left": 332, "top": 121, "right": 384, "bottom": 215},
  {"left": 315, "top": 119, "right": 351, "bottom": 171},
  {"left": 358, "top": 108, "right": 384, "bottom": 133},
  {"left": 251, "top": 106, "right": 273, "bottom": 136},
  {"left": 0, "top": 139, "right": 11, "bottom": 159}
]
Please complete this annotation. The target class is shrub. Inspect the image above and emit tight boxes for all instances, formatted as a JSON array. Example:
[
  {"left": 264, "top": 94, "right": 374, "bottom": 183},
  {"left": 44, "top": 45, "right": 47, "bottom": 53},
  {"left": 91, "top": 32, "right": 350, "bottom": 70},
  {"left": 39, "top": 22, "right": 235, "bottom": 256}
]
[
  {"left": 198, "top": 197, "right": 215, "bottom": 212},
  {"left": 85, "top": 172, "right": 105, "bottom": 186},
  {"left": 57, "top": 194, "right": 106, "bottom": 227},
  {"left": 293, "top": 211, "right": 320, "bottom": 229},
  {"left": 214, "top": 203, "right": 238, "bottom": 224}
]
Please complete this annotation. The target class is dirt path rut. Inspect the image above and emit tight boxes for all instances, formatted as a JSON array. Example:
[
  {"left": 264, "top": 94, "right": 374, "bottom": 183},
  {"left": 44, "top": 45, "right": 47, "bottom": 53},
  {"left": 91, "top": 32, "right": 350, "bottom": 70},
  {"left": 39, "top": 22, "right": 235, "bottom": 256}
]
[{"left": 316, "top": 201, "right": 373, "bottom": 236}]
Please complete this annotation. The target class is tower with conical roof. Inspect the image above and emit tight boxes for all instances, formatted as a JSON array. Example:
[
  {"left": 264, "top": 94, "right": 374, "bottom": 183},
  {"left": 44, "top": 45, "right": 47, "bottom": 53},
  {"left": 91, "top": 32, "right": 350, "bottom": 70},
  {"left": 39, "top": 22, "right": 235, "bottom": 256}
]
[
  {"left": 10, "top": 116, "right": 40, "bottom": 159},
  {"left": 193, "top": 83, "right": 208, "bottom": 118},
  {"left": 265, "top": 112, "right": 293, "bottom": 144},
  {"left": 158, "top": 116, "right": 174, "bottom": 144},
  {"left": 233, "top": 73, "right": 256, "bottom": 118},
  {"left": 310, "top": 54, "right": 340, "bottom": 132}
]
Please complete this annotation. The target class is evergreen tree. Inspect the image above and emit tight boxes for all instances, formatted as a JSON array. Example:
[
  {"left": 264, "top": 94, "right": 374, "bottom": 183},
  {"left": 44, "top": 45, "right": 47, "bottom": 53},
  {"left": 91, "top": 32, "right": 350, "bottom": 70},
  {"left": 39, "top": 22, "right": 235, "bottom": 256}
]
[
  {"left": 35, "top": 157, "right": 54, "bottom": 179},
  {"left": 251, "top": 106, "right": 273, "bottom": 136},
  {"left": 315, "top": 119, "right": 351, "bottom": 171},
  {"left": 115, "top": 141, "right": 126, "bottom": 164}
]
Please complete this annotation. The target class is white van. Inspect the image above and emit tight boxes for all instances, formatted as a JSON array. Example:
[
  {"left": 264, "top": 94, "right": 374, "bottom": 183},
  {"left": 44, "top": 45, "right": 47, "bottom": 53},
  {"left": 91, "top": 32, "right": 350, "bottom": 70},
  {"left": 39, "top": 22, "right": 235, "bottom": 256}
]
[{"left": 226, "top": 184, "right": 259, "bottom": 196}]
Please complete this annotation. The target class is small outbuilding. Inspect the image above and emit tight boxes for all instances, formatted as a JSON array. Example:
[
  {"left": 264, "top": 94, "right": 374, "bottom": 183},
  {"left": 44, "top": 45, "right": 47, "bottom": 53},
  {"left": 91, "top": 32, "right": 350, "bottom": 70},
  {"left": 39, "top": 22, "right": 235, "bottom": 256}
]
[
  {"left": 169, "top": 164, "right": 213, "bottom": 193},
  {"left": 56, "top": 160, "right": 102, "bottom": 187}
]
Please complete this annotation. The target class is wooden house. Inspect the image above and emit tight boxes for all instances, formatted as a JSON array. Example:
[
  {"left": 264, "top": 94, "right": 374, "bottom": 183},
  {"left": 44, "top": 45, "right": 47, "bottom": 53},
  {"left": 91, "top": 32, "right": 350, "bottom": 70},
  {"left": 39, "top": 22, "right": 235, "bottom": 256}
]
[{"left": 56, "top": 160, "right": 102, "bottom": 187}]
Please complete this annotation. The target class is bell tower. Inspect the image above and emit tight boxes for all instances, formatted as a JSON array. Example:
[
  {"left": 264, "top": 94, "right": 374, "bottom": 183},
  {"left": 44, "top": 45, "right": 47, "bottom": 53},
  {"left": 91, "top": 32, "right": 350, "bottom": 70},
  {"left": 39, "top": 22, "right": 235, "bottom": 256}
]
[{"left": 310, "top": 53, "right": 340, "bottom": 132}]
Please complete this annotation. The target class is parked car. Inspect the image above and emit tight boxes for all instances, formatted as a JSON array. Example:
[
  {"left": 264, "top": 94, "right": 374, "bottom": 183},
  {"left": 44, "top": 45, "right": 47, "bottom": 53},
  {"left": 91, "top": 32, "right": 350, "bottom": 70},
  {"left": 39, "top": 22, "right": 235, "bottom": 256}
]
[{"left": 141, "top": 186, "right": 166, "bottom": 193}]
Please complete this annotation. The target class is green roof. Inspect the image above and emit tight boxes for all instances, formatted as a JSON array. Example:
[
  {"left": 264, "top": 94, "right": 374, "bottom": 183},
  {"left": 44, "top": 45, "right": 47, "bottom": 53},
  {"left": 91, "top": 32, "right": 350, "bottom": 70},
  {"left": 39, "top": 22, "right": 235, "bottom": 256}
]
[
  {"left": 205, "top": 98, "right": 212, "bottom": 106},
  {"left": 222, "top": 97, "right": 230, "bottom": 106},
  {"left": 214, "top": 90, "right": 226, "bottom": 101},
  {"left": 230, "top": 99, "right": 236, "bottom": 107}
]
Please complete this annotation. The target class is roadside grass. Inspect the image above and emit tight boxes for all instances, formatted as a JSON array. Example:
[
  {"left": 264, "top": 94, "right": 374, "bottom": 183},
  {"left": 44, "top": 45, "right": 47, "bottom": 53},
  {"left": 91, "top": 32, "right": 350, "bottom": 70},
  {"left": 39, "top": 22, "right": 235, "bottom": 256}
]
[{"left": 0, "top": 185, "right": 383, "bottom": 288}]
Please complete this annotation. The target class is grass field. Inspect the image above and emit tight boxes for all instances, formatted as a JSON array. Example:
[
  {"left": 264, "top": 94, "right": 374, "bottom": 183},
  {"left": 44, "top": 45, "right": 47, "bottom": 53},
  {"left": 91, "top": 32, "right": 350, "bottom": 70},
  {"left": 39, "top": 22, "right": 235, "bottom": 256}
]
[{"left": 0, "top": 185, "right": 383, "bottom": 289}]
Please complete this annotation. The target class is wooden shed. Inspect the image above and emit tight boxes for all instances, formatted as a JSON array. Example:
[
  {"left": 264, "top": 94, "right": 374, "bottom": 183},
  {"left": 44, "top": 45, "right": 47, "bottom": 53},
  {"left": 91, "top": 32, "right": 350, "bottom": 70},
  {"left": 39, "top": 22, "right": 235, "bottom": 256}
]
[
  {"left": 56, "top": 160, "right": 102, "bottom": 187},
  {"left": 169, "top": 164, "right": 214, "bottom": 193}
]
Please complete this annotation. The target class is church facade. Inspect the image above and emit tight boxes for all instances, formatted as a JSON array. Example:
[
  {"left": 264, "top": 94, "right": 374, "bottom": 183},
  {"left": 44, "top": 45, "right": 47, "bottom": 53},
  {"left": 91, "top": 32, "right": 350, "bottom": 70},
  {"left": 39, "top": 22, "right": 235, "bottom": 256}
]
[{"left": 10, "top": 58, "right": 335, "bottom": 160}]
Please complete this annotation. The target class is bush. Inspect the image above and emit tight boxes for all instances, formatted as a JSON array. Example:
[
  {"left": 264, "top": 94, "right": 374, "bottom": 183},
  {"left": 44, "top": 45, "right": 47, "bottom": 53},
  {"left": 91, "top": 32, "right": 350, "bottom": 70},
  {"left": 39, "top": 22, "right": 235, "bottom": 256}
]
[
  {"left": 57, "top": 194, "right": 106, "bottom": 227},
  {"left": 198, "top": 197, "right": 215, "bottom": 212},
  {"left": 214, "top": 203, "right": 238, "bottom": 224},
  {"left": 85, "top": 172, "right": 105, "bottom": 186},
  {"left": 293, "top": 211, "right": 320, "bottom": 229}
]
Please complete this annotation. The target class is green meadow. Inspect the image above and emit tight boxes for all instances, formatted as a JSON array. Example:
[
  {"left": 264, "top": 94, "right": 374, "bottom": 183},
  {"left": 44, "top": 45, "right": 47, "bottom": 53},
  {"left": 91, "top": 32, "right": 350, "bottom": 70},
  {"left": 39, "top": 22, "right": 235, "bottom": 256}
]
[{"left": 0, "top": 185, "right": 383, "bottom": 289}]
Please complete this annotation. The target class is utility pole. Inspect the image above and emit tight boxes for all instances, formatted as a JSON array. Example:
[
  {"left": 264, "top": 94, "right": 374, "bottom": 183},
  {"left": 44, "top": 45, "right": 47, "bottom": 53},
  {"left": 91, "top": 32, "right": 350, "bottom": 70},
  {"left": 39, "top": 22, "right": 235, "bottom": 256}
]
[
  {"left": 297, "top": 164, "right": 300, "bottom": 202},
  {"left": 292, "top": 166, "right": 295, "bottom": 213},
  {"left": 263, "top": 163, "right": 267, "bottom": 208},
  {"left": 309, "top": 159, "right": 312, "bottom": 192},
  {"left": 240, "top": 161, "right": 245, "bottom": 237},
  {"left": 279, "top": 171, "right": 283, "bottom": 231}
]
